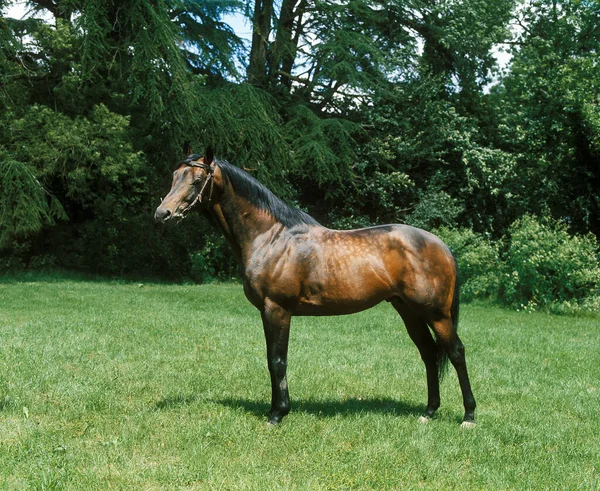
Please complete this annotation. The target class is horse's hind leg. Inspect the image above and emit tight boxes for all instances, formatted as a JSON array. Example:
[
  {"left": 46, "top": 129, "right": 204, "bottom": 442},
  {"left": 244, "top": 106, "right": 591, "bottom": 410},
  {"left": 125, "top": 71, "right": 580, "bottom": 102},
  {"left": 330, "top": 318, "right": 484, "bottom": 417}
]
[
  {"left": 430, "top": 318, "right": 476, "bottom": 426},
  {"left": 391, "top": 298, "right": 440, "bottom": 421}
]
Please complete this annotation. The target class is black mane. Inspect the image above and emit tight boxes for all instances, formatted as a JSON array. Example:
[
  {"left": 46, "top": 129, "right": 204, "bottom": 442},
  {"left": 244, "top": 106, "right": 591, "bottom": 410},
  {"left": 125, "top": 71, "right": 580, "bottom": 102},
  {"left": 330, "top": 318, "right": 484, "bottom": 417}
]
[{"left": 185, "top": 155, "right": 319, "bottom": 228}]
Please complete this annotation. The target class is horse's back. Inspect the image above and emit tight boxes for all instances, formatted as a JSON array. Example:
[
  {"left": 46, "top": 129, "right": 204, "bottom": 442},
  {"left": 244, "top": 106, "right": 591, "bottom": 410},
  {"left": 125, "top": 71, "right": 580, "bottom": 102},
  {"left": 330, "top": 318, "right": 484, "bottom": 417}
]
[{"left": 323, "top": 223, "right": 454, "bottom": 267}]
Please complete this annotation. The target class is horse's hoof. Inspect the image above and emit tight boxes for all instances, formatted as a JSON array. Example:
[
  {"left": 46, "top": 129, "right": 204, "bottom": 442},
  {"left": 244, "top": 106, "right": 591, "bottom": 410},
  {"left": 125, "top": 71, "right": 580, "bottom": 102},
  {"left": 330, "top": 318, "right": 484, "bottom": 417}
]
[
  {"left": 266, "top": 414, "right": 283, "bottom": 426},
  {"left": 460, "top": 420, "right": 476, "bottom": 429},
  {"left": 418, "top": 415, "right": 431, "bottom": 424}
]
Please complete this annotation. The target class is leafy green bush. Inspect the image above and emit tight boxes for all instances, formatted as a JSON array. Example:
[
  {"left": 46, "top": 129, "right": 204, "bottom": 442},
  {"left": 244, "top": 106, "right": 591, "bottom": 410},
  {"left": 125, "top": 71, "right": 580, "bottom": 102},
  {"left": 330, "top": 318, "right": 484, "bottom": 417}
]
[
  {"left": 500, "top": 215, "right": 600, "bottom": 312},
  {"left": 407, "top": 190, "right": 465, "bottom": 231},
  {"left": 434, "top": 226, "right": 501, "bottom": 301},
  {"left": 190, "top": 234, "right": 238, "bottom": 283},
  {"left": 329, "top": 214, "right": 373, "bottom": 230}
]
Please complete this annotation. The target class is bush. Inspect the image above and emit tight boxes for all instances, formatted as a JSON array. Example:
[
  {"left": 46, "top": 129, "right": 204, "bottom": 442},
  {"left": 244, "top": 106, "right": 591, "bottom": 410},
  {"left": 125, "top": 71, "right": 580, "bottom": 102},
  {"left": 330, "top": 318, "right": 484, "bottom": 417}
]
[
  {"left": 434, "top": 226, "right": 501, "bottom": 301},
  {"left": 407, "top": 190, "right": 464, "bottom": 231},
  {"left": 190, "top": 234, "right": 238, "bottom": 283},
  {"left": 500, "top": 215, "right": 600, "bottom": 312}
]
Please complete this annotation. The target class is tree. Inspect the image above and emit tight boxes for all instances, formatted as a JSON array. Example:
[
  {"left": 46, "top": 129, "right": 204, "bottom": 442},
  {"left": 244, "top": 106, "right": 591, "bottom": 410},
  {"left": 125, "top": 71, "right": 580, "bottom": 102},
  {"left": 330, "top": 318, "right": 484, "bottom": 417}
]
[
  {"left": 492, "top": 0, "right": 600, "bottom": 235},
  {"left": 0, "top": 0, "right": 298, "bottom": 275},
  {"left": 2, "top": 0, "right": 598, "bottom": 280}
]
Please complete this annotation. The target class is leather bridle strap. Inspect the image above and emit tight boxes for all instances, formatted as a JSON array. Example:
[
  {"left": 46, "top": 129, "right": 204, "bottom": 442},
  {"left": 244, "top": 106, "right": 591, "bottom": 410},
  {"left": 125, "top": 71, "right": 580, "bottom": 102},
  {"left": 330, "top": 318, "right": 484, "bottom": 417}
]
[
  {"left": 198, "top": 170, "right": 214, "bottom": 205},
  {"left": 180, "top": 162, "right": 215, "bottom": 215}
]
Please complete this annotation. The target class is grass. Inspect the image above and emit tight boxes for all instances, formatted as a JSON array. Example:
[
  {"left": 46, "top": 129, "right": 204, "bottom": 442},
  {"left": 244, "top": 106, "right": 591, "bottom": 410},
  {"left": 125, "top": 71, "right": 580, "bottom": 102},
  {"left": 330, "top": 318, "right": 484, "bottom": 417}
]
[{"left": 0, "top": 278, "right": 599, "bottom": 489}]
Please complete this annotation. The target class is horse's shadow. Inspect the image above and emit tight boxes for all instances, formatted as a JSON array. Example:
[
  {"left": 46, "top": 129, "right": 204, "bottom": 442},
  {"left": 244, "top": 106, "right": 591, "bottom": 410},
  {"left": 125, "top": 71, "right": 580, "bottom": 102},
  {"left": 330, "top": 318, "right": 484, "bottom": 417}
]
[
  {"left": 154, "top": 393, "right": 199, "bottom": 410},
  {"left": 153, "top": 393, "right": 424, "bottom": 420},
  {"left": 214, "top": 397, "right": 423, "bottom": 419}
]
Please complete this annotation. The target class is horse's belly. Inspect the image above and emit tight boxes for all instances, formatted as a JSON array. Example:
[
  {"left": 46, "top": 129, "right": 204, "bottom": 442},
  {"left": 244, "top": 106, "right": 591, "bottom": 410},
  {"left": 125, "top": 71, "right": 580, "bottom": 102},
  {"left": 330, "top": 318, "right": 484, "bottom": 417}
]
[
  {"left": 293, "top": 272, "right": 395, "bottom": 316},
  {"left": 293, "top": 297, "right": 387, "bottom": 316}
]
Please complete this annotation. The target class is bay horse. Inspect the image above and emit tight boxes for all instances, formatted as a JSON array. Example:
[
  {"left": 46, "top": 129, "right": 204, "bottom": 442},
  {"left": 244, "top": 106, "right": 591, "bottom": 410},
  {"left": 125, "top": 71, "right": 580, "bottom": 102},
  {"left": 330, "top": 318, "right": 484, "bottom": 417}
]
[{"left": 154, "top": 149, "right": 476, "bottom": 427}]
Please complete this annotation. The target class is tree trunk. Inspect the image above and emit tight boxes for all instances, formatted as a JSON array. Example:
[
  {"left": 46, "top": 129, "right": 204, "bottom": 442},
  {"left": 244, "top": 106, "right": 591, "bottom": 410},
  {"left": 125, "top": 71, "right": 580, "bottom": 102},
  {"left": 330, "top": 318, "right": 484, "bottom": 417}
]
[
  {"left": 268, "top": 0, "right": 300, "bottom": 86},
  {"left": 248, "top": 0, "right": 273, "bottom": 86}
]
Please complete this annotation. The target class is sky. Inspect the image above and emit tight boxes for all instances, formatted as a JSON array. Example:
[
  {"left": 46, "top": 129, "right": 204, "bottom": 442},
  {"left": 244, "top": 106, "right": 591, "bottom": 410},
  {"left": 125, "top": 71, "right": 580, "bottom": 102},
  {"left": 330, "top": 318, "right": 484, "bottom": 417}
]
[
  {"left": 223, "top": 12, "right": 252, "bottom": 41},
  {"left": 4, "top": 0, "right": 50, "bottom": 21}
]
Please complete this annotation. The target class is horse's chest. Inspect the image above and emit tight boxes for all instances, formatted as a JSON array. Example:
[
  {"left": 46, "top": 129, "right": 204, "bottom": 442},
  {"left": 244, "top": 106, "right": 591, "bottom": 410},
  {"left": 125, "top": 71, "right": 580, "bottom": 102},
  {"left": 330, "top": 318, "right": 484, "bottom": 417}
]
[
  {"left": 242, "top": 251, "right": 305, "bottom": 310},
  {"left": 242, "top": 278, "right": 264, "bottom": 310}
]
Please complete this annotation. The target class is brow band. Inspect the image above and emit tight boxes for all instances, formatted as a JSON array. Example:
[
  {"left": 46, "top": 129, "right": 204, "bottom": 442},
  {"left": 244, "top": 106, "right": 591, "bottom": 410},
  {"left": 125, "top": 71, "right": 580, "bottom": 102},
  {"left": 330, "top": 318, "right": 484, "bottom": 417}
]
[{"left": 183, "top": 161, "right": 210, "bottom": 170}]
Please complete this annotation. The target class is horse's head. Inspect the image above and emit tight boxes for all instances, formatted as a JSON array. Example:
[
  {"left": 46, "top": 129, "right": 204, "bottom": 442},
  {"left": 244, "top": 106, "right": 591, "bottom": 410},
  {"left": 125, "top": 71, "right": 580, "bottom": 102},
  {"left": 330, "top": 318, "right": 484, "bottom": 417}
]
[{"left": 154, "top": 149, "right": 215, "bottom": 223}]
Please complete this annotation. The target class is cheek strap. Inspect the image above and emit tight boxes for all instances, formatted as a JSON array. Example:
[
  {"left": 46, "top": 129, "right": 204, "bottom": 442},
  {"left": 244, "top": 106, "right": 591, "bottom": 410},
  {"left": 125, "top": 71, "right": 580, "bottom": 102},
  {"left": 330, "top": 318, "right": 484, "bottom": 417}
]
[{"left": 180, "top": 171, "right": 214, "bottom": 217}]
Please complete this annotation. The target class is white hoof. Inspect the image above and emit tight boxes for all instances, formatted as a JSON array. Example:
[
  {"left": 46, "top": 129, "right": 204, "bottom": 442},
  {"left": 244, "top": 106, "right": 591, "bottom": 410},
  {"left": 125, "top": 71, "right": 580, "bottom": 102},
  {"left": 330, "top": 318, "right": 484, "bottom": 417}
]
[
  {"left": 418, "top": 416, "right": 430, "bottom": 424},
  {"left": 460, "top": 420, "right": 476, "bottom": 429}
]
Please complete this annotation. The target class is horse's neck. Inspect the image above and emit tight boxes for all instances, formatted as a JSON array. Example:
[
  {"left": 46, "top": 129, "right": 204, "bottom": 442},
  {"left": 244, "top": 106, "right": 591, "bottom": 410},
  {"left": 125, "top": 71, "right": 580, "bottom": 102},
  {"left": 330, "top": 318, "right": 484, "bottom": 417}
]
[{"left": 209, "top": 188, "right": 282, "bottom": 265}]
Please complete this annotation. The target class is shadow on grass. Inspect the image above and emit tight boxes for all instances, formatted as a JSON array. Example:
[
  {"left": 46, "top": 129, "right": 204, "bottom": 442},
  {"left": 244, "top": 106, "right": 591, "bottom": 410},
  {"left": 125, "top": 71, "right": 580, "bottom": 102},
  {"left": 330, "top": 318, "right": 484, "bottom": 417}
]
[
  {"left": 153, "top": 395, "right": 468, "bottom": 423},
  {"left": 215, "top": 397, "right": 423, "bottom": 419},
  {"left": 154, "top": 393, "right": 199, "bottom": 410}
]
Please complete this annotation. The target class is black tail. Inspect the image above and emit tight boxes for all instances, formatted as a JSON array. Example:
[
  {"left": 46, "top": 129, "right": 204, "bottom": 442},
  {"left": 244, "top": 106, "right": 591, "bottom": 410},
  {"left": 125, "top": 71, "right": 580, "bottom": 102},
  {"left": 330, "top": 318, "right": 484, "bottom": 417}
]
[{"left": 437, "top": 254, "right": 460, "bottom": 381}]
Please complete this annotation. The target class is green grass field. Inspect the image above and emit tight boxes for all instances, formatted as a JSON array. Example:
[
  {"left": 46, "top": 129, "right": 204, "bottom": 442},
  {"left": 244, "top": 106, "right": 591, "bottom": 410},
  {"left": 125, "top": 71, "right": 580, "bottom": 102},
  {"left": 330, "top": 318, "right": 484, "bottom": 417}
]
[{"left": 0, "top": 278, "right": 599, "bottom": 489}]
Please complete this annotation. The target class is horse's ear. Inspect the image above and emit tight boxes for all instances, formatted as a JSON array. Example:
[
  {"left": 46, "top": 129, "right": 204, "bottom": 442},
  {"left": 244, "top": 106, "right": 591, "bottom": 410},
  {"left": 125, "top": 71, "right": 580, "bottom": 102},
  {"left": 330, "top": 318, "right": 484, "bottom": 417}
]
[
  {"left": 204, "top": 147, "right": 214, "bottom": 165},
  {"left": 183, "top": 141, "right": 192, "bottom": 157}
]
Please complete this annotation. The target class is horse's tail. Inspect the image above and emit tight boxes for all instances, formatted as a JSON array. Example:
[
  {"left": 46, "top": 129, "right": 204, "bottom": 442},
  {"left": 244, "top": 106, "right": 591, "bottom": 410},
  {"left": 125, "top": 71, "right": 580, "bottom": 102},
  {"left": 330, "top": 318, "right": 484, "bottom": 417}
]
[{"left": 437, "top": 253, "right": 460, "bottom": 381}]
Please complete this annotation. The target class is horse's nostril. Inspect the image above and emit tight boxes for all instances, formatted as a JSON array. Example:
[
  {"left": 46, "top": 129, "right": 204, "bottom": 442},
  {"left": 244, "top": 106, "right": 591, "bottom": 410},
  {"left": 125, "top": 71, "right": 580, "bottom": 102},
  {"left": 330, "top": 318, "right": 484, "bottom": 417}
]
[{"left": 155, "top": 207, "right": 172, "bottom": 222}]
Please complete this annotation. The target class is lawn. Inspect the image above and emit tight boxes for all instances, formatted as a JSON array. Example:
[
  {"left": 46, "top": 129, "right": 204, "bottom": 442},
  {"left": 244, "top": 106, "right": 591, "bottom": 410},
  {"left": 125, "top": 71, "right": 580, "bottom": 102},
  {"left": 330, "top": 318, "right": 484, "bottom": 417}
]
[{"left": 0, "top": 278, "right": 599, "bottom": 489}]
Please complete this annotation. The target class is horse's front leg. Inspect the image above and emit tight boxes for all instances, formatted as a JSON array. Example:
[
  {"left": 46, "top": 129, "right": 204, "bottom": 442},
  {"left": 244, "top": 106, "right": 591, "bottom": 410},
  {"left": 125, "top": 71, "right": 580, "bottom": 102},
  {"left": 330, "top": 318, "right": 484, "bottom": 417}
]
[{"left": 261, "top": 299, "right": 291, "bottom": 425}]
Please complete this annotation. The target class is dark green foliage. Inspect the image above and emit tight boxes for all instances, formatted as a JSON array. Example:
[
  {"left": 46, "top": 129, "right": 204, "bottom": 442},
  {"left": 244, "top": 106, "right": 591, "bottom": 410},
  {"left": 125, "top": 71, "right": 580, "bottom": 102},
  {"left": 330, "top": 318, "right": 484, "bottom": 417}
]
[
  {"left": 192, "top": 83, "right": 294, "bottom": 197},
  {"left": 171, "top": 0, "right": 245, "bottom": 80},
  {"left": 500, "top": 215, "right": 600, "bottom": 312},
  {"left": 7, "top": 104, "right": 145, "bottom": 211},
  {"left": 407, "top": 189, "right": 464, "bottom": 231},
  {"left": 189, "top": 233, "right": 238, "bottom": 282},
  {"left": 490, "top": 0, "right": 600, "bottom": 235},
  {"left": 0, "top": 0, "right": 599, "bottom": 309},
  {"left": 434, "top": 217, "right": 600, "bottom": 312},
  {"left": 284, "top": 104, "right": 359, "bottom": 189},
  {"left": 0, "top": 157, "right": 66, "bottom": 247},
  {"left": 434, "top": 226, "right": 501, "bottom": 302}
]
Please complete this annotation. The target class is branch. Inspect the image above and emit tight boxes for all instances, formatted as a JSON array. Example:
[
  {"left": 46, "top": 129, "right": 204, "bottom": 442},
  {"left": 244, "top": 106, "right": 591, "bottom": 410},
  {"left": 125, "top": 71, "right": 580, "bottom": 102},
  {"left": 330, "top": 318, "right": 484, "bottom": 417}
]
[
  {"left": 5, "top": 72, "right": 48, "bottom": 83},
  {"left": 27, "top": 0, "right": 73, "bottom": 21},
  {"left": 273, "top": 70, "right": 310, "bottom": 85},
  {"left": 495, "top": 41, "right": 527, "bottom": 46},
  {"left": 27, "top": 0, "right": 59, "bottom": 18}
]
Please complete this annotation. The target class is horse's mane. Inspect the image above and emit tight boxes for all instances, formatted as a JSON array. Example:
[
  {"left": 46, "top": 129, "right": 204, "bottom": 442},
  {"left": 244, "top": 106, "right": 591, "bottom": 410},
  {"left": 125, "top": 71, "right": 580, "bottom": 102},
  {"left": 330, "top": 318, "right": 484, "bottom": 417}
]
[{"left": 184, "top": 154, "right": 319, "bottom": 228}]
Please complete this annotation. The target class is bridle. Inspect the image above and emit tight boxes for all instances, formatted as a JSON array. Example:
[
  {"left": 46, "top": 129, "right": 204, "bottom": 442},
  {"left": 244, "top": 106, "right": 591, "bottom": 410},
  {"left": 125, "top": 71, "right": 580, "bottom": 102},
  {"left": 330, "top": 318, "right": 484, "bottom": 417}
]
[{"left": 175, "top": 160, "right": 215, "bottom": 219}]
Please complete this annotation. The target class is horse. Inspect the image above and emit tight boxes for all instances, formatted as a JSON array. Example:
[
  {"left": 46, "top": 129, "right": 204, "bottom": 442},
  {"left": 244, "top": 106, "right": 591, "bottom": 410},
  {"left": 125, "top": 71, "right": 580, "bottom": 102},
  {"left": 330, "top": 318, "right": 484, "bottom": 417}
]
[{"left": 154, "top": 149, "right": 477, "bottom": 427}]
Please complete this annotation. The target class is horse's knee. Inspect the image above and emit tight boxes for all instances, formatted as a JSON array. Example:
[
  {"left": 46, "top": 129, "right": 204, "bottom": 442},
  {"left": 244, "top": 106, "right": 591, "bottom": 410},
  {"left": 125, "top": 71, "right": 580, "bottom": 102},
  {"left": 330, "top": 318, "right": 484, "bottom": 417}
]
[{"left": 270, "top": 356, "right": 287, "bottom": 376}]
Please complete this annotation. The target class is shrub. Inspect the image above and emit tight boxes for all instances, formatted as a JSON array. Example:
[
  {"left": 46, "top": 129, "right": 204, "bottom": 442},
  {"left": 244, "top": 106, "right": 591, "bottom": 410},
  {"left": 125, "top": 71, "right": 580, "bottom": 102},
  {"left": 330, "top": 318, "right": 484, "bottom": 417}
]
[
  {"left": 190, "top": 234, "right": 238, "bottom": 283},
  {"left": 500, "top": 215, "right": 600, "bottom": 312},
  {"left": 434, "top": 226, "right": 501, "bottom": 301},
  {"left": 407, "top": 190, "right": 464, "bottom": 231},
  {"left": 329, "top": 214, "right": 373, "bottom": 230}
]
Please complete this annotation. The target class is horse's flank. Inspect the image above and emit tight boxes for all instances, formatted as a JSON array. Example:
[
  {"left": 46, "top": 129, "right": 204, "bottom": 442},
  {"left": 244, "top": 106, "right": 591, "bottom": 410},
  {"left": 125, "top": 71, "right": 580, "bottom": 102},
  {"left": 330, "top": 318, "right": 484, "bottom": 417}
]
[{"left": 243, "top": 222, "right": 456, "bottom": 320}]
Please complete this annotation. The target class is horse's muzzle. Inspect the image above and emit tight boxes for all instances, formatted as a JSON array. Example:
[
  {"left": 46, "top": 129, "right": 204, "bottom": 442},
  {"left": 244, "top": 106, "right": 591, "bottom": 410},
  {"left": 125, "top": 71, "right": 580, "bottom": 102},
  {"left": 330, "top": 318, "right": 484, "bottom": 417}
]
[{"left": 154, "top": 206, "right": 172, "bottom": 223}]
